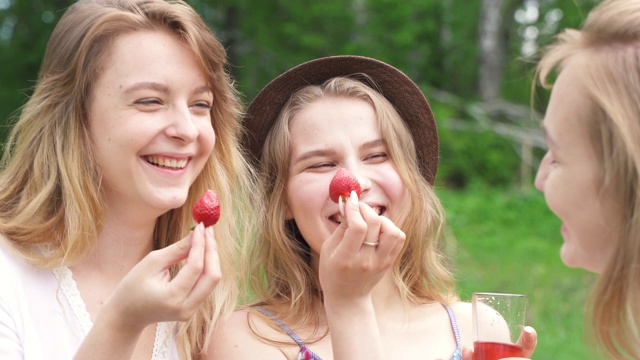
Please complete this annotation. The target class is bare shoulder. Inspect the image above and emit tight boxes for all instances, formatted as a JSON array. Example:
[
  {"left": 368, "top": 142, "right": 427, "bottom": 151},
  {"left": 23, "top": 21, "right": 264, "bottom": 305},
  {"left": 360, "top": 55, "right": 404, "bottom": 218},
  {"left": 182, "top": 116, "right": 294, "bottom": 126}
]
[
  {"left": 206, "top": 309, "right": 286, "bottom": 360},
  {"left": 449, "top": 300, "right": 473, "bottom": 319}
]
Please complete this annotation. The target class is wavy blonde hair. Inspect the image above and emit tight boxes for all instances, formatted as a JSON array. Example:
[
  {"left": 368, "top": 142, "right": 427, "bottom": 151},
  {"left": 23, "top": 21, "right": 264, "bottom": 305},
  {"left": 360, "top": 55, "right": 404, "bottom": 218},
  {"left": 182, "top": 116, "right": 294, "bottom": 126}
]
[
  {"left": 244, "top": 76, "right": 456, "bottom": 340},
  {"left": 0, "top": 0, "right": 255, "bottom": 358},
  {"left": 537, "top": 0, "right": 640, "bottom": 358}
]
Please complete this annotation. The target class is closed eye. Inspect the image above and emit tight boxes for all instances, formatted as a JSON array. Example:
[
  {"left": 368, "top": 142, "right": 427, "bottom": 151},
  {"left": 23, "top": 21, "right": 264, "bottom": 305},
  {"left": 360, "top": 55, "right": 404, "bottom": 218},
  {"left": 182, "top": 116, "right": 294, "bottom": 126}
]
[
  {"left": 364, "top": 152, "right": 388, "bottom": 162},
  {"left": 136, "top": 98, "right": 162, "bottom": 106},
  {"left": 191, "top": 101, "right": 212, "bottom": 115},
  {"left": 307, "top": 162, "right": 335, "bottom": 170},
  {"left": 193, "top": 101, "right": 212, "bottom": 109}
]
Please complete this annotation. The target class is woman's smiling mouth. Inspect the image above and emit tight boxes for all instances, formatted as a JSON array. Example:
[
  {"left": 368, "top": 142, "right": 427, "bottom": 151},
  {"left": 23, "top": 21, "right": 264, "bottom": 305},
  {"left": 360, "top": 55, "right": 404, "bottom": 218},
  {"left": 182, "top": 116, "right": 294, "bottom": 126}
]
[{"left": 143, "top": 155, "right": 189, "bottom": 170}]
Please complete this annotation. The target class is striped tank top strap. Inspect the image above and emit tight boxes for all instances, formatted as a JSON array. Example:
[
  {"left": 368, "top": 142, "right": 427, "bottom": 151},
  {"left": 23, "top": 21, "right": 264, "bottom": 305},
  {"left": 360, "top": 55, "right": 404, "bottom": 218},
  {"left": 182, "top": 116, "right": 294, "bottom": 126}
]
[
  {"left": 443, "top": 304, "right": 463, "bottom": 348},
  {"left": 257, "top": 307, "right": 306, "bottom": 347}
]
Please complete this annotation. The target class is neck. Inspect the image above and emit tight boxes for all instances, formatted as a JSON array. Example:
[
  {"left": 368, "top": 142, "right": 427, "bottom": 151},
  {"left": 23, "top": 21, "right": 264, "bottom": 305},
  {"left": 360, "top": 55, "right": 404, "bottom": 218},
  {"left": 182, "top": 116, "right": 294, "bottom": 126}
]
[{"left": 72, "top": 210, "right": 157, "bottom": 281}]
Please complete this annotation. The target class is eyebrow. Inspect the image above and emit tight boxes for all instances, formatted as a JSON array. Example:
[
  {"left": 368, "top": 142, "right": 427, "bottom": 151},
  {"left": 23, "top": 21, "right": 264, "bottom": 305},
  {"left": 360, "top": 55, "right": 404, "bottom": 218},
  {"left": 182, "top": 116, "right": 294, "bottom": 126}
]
[
  {"left": 363, "top": 139, "right": 385, "bottom": 150},
  {"left": 193, "top": 85, "right": 213, "bottom": 97},
  {"left": 123, "top": 82, "right": 169, "bottom": 95},
  {"left": 123, "top": 82, "right": 212, "bottom": 97},
  {"left": 292, "top": 138, "right": 386, "bottom": 164},
  {"left": 292, "top": 148, "right": 335, "bottom": 165}
]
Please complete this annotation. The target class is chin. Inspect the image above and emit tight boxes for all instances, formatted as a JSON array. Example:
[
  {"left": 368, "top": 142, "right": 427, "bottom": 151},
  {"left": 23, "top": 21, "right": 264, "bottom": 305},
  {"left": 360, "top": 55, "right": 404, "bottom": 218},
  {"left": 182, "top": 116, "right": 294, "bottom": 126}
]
[
  {"left": 560, "top": 246, "right": 600, "bottom": 273},
  {"left": 559, "top": 244, "right": 578, "bottom": 268},
  {"left": 150, "top": 189, "right": 189, "bottom": 210}
]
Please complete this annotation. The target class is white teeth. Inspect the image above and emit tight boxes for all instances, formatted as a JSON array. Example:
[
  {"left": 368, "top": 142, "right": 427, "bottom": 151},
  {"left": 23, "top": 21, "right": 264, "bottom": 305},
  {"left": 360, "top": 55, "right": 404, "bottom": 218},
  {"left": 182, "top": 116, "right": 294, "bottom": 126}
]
[{"left": 145, "top": 156, "right": 187, "bottom": 169}]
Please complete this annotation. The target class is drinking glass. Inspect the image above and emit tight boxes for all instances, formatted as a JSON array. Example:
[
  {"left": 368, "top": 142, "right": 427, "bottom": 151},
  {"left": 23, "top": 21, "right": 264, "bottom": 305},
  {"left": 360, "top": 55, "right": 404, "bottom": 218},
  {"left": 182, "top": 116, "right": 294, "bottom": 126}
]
[{"left": 472, "top": 292, "right": 528, "bottom": 360}]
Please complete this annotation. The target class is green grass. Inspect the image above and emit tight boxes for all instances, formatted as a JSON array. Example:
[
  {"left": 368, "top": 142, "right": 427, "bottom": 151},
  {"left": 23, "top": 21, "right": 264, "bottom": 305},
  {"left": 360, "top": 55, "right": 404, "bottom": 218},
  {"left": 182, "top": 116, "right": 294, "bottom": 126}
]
[{"left": 437, "top": 184, "right": 600, "bottom": 359}]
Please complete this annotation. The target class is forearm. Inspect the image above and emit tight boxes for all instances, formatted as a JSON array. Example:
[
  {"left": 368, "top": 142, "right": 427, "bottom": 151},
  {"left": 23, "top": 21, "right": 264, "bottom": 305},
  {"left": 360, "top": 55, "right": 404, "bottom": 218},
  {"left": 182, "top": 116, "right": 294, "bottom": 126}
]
[{"left": 73, "top": 305, "right": 145, "bottom": 360}]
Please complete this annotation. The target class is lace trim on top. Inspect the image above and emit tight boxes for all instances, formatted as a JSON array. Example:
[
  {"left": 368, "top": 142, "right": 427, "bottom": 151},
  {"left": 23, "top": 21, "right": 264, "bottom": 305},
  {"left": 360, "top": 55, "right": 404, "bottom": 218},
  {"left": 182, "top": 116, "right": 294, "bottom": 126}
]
[
  {"left": 54, "top": 266, "right": 175, "bottom": 359},
  {"left": 152, "top": 322, "right": 176, "bottom": 359},
  {"left": 53, "top": 267, "right": 93, "bottom": 335}
]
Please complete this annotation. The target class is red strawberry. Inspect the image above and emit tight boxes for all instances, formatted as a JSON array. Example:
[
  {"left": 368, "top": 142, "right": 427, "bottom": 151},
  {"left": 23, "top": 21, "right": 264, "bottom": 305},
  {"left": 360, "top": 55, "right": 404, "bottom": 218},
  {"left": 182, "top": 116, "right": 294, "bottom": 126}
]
[
  {"left": 192, "top": 189, "right": 220, "bottom": 227},
  {"left": 329, "top": 168, "right": 362, "bottom": 203}
]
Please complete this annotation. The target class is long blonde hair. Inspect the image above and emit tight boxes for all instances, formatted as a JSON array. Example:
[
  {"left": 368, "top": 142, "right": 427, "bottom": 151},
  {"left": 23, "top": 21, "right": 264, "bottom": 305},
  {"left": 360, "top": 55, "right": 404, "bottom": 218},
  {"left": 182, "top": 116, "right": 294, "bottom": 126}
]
[
  {"left": 245, "top": 76, "right": 456, "bottom": 338},
  {"left": 537, "top": 0, "right": 640, "bottom": 358},
  {"left": 0, "top": 0, "right": 255, "bottom": 358}
]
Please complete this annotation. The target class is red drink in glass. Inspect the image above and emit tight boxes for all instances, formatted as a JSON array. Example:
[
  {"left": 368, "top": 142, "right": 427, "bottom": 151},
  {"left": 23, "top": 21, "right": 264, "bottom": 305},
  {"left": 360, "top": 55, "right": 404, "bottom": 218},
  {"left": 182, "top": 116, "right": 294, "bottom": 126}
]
[{"left": 473, "top": 341, "right": 523, "bottom": 360}]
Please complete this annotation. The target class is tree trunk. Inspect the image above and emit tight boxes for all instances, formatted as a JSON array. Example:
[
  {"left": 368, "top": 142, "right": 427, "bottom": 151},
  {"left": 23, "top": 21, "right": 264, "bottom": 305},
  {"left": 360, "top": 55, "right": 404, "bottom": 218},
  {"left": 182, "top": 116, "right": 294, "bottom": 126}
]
[
  {"left": 223, "top": 5, "right": 239, "bottom": 76},
  {"left": 440, "top": 0, "right": 453, "bottom": 77},
  {"left": 478, "top": 0, "right": 505, "bottom": 101}
]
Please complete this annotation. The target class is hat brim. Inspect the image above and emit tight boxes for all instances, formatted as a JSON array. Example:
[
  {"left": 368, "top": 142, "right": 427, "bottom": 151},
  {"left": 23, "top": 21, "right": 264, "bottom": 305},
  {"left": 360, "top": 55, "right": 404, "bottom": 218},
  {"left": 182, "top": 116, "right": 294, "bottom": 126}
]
[{"left": 242, "top": 55, "right": 439, "bottom": 184}]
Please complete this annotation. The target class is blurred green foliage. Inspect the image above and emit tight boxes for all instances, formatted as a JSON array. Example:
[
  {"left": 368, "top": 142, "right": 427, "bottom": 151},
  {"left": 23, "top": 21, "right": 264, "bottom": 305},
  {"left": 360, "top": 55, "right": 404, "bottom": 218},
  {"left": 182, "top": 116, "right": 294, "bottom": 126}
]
[
  {"left": 439, "top": 185, "right": 600, "bottom": 359},
  {"left": 0, "top": 0, "right": 600, "bottom": 189},
  {"left": 0, "top": 0, "right": 68, "bottom": 141},
  {"left": 436, "top": 112, "right": 522, "bottom": 188}
]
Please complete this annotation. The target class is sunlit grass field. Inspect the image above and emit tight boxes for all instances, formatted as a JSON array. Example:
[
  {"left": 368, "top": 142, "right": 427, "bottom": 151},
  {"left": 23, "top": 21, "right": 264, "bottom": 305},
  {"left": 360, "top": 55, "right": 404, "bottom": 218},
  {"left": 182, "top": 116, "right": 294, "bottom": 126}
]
[{"left": 437, "top": 184, "right": 600, "bottom": 360}]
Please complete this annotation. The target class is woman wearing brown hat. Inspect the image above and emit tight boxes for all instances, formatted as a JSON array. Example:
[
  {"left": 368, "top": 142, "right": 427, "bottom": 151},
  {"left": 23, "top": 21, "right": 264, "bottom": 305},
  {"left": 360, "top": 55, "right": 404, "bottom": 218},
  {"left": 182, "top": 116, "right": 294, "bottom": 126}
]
[
  {"left": 208, "top": 56, "right": 536, "bottom": 359},
  {"left": 535, "top": 0, "right": 640, "bottom": 359}
]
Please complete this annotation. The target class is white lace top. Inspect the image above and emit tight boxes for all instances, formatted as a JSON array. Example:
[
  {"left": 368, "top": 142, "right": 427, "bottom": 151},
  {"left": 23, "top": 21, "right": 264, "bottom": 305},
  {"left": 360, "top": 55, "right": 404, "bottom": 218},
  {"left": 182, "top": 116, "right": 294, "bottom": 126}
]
[{"left": 0, "top": 241, "right": 179, "bottom": 360}]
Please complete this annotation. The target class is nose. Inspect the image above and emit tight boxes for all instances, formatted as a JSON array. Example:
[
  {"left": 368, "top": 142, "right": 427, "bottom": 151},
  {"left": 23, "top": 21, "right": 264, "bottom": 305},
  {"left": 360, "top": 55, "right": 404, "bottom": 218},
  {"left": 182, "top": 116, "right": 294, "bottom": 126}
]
[
  {"left": 166, "top": 106, "right": 199, "bottom": 142},
  {"left": 534, "top": 152, "right": 550, "bottom": 192},
  {"left": 346, "top": 166, "right": 371, "bottom": 194}
]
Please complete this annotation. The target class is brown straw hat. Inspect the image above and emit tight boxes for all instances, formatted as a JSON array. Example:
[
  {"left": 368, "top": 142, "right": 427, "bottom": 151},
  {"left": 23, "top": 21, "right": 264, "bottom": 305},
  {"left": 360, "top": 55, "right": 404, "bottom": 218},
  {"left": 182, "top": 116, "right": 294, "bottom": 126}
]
[{"left": 242, "top": 55, "right": 439, "bottom": 184}]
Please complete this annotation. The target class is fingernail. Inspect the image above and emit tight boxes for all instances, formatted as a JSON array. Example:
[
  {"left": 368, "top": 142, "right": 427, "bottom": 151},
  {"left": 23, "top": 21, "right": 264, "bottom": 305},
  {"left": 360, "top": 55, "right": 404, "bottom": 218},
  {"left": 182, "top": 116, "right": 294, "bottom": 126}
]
[
  {"left": 524, "top": 326, "right": 534, "bottom": 333},
  {"left": 350, "top": 190, "right": 358, "bottom": 204},
  {"left": 338, "top": 198, "right": 345, "bottom": 216}
]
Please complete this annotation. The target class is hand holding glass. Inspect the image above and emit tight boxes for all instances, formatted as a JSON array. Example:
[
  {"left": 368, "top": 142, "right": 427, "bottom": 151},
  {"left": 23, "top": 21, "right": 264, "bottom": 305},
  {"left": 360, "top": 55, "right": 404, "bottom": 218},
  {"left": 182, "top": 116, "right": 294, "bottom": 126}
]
[{"left": 472, "top": 292, "right": 528, "bottom": 360}]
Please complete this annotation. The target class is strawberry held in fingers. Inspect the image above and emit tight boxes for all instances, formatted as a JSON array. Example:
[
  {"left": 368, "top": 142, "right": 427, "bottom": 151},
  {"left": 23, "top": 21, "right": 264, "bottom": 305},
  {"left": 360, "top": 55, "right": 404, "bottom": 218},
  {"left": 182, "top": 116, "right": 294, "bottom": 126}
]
[
  {"left": 329, "top": 168, "right": 362, "bottom": 203},
  {"left": 192, "top": 189, "right": 220, "bottom": 227}
]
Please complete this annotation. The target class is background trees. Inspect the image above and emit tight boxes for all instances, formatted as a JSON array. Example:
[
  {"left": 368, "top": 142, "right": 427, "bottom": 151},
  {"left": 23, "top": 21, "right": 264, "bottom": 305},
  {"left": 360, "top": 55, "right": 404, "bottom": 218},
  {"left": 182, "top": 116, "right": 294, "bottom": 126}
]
[{"left": 0, "top": 0, "right": 599, "bottom": 189}]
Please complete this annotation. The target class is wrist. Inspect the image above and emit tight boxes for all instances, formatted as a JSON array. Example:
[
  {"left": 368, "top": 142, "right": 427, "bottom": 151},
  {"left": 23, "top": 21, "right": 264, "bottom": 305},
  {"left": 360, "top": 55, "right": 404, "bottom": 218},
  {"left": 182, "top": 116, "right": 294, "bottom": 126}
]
[
  {"left": 95, "top": 300, "right": 147, "bottom": 336},
  {"left": 324, "top": 295, "right": 374, "bottom": 317}
]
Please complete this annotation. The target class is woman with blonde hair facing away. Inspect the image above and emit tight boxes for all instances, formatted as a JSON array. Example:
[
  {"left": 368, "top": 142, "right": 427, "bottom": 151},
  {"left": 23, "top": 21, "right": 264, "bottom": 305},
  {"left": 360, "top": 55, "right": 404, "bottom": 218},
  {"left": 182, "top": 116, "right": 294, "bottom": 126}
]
[
  {"left": 535, "top": 0, "right": 640, "bottom": 358},
  {"left": 209, "top": 56, "right": 537, "bottom": 359},
  {"left": 0, "top": 0, "right": 254, "bottom": 359}
]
